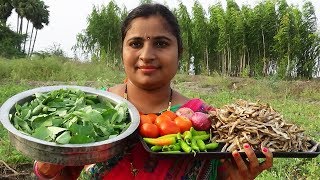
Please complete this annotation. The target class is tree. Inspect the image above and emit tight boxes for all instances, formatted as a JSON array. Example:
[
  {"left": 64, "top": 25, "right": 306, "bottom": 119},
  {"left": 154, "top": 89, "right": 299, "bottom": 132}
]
[
  {"left": 191, "top": 1, "right": 208, "bottom": 75},
  {"left": 274, "top": 6, "right": 295, "bottom": 78},
  {"left": 74, "top": 1, "right": 122, "bottom": 65},
  {"left": 210, "top": 3, "right": 228, "bottom": 75},
  {"left": 139, "top": 0, "right": 152, "bottom": 4},
  {"left": 295, "top": 1, "right": 320, "bottom": 78},
  {"left": 225, "top": 0, "right": 242, "bottom": 76},
  {"left": 208, "top": 3, "right": 225, "bottom": 74},
  {"left": 175, "top": 2, "right": 192, "bottom": 73},
  {"left": 0, "top": 22, "right": 24, "bottom": 57},
  {"left": 254, "top": 0, "right": 278, "bottom": 76},
  {"left": 28, "top": 0, "right": 49, "bottom": 56},
  {"left": 23, "top": 0, "right": 38, "bottom": 53},
  {"left": 72, "top": 0, "right": 320, "bottom": 78},
  {"left": 0, "top": 0, "right": 13, "bottom": 24}
]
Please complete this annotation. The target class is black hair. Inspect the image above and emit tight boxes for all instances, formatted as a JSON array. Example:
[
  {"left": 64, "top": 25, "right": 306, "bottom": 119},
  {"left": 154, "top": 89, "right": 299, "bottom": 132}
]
[{"left": 121, "top": 3, "right": 183, "bottom": 58}]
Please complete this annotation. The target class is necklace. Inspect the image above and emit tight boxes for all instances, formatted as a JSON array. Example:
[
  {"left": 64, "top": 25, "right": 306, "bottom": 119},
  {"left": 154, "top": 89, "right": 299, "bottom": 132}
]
[
  {"left": 124, "top": 84, "right": 173, "bottom": 112},
  {"left": 124, "top": 84, "right": 172, "bottom": 176}
]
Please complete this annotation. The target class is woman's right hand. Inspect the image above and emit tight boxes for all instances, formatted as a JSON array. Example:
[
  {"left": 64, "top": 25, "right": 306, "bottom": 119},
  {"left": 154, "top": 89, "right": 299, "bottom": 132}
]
[{"left": 36, "top": 161, "right": 64, "bottom": 178}]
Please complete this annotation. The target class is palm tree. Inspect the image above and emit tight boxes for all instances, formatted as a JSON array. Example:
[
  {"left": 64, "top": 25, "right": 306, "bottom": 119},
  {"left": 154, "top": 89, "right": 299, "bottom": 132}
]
[
  {"left": 23, "top": 0, "right": 37, "bottom": 53},
  {"left": 12, "top": 0, "right": 28, "bottom": 35},
  {"left": 11, "top": 0, "right": 28, "bottom": 52},
  {"left": 28, "top": 0, "right": 49, "bottom": 56},
  {"left": 11, "top": 0, "right": 19, "bottom": 32}
]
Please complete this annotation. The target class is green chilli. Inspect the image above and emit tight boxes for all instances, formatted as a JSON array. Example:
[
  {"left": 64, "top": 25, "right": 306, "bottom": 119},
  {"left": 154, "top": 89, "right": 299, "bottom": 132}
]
[
  {"left": 180, "top": 139, "right": 192, "bottom": 153},
  {"left": 196, "top": 139, "right": 206, "bottom": 151}
]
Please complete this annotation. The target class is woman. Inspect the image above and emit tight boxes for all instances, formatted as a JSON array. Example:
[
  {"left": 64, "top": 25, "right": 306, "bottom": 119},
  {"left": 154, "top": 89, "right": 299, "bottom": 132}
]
[{"left": 34, "top": 3, "right": 273, "bottom": 179}]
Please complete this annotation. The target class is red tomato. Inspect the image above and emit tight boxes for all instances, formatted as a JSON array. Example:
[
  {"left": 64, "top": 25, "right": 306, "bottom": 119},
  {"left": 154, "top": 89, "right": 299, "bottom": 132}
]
[
  {"left": 147, "top": 113, "right": 158, "bottom": 123},
  {"left": 161, "top": 111, "right": 177, "bottom": 120},
  {"left": 158, "top": 120, "right": 180, "bottom": 136},
  {"left": 154, "top": 114, "right": 172, "bottom": 127},
  {"left": 174, "top": 116, "right": 193, "bottom": 133},
  {"left": 139, "top": 114, "right": 153, "bottom": 127},
  {"left": 139, "top": 123, "right": 159, "bottom": 138}
]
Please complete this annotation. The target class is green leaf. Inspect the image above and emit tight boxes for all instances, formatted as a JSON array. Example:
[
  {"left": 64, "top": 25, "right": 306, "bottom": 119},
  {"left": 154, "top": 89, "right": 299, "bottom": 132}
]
[
  {"left": 96, "top": 136, "right": 110, "bottom": 141},
  {"left": 85, "top": 99, "right": 96, "bottom": 105},
  {"left": 52, "top": 117, "right": 64, "bottom": 127},
  {"left": 15, "top": 116, "right": 32, "bottom": 134},
  {"left": 30, "top": 100, "right": 40, "bottom": 109},
  {"left": 32, "top": 126, "right": 52, "bottom": 141},
  {"left": 69, "top": 123, "right": 96, "bottom": 137},
  {"left": 20, "top": 108, "right": 32, "bottom": 120},
  {"left": 30, "top": 114, "right": 48, "bottom": 122},
  {"left": 47, "top": 126, "right": 67, "bottom": 135},
  {"left": 99, "top": 125, "right": 113, "bottom": 136},
  {"left": 83, "top": 110, "right": 105, "bottom": 124},
  {"left": 47, "top": 107, "right": 57, "bottom": 112},
  {"left": 120, "top": 123, "right": 130, "bottom": 133},
  {"left": 100, "top": 98, "right": 114, "bottom": 109},
  {"left": 93, "top": 124, "right": 109, "bottom": 137},
  {"left": 108, "top": 134, "right": 118, "bottom": 139},
  {"left": 32, "top": 104, "right": 44, "bottom": 116},
  {"left": 113, "top": 103, "right": 128, "bottom": 123},
  {"left": 47, "top": 101, "right": 65, "bottom": 108},
  {"left": 102, "top": 109, "right": 117, "bottom": 121},
  {"left": 74, "top": 97, "right": 85, "bottom": 108},
  {"left": 64, "top": 116, "right": 78, "bottom": 128},
  {"left": 15, "top": 103, "right": 22, "bottom": 112},
  {"left": 85, "top": 94, "right": 99, "bottom": 103},
  {"left": 91, "top": 103, "right": 112, "bottom": 112},
  {"left": 55, "top": 131, "right": 71, "bottom": 144},
  {"left": 69, "top": 134, "right": 95, "bottom": 144},
  {"left": 31, "top": 115, "right": 52, "bottom": 129},
  {"left": 54, "top": 110, "right": 67, "bottom": 117}
]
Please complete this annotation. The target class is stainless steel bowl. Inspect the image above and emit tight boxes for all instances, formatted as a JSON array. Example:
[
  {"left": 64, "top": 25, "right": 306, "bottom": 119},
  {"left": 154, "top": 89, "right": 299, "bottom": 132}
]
[{"left": 0, "top": 85, "right": 140, "bottom": 166}]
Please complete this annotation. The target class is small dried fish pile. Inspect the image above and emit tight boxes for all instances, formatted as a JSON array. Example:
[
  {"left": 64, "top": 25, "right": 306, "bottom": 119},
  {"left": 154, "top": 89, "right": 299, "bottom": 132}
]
[{"left": 209, "top": 99, "right": 318, "bottom": 152}]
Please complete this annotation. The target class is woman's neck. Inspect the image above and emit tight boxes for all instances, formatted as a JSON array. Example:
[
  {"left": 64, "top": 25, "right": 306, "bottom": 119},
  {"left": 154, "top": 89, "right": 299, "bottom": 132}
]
[{"left": 125, "top": 82, "right": 172, "bottom": 114}]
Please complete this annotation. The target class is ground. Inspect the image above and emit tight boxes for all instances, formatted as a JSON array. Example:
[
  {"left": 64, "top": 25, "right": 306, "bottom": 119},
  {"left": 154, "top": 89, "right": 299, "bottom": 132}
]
[{"left": 0, "top": 161, "right": 35, "bottom": 180}]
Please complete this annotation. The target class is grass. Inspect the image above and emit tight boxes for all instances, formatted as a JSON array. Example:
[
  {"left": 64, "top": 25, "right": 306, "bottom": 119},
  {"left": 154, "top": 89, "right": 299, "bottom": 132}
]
[
  {"left": 0, "top": 57, "right": 319, "bottom": 179},
  {"left": 0, "top": 82, "right": 33, "bottom": 164}
]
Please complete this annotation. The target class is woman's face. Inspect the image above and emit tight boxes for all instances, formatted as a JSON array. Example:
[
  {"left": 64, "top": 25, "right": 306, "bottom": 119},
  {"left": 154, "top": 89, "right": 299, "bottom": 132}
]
[{"left": 122, "top": 15, "right": 179, "bottom": 90}]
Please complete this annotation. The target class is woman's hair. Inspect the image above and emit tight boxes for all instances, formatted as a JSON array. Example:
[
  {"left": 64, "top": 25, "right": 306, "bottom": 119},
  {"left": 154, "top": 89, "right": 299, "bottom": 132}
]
[{"left": 121, "top": 3, "right": 183, "bottom": 57}]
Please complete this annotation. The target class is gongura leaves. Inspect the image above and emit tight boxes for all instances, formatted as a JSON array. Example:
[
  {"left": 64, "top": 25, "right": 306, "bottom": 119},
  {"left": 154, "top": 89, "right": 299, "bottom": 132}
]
[{"left": 10, "top": 88, "right": 130, "bottom": 144}]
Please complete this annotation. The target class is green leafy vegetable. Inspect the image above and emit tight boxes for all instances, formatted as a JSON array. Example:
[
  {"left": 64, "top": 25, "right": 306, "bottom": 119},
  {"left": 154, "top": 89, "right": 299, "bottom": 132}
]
[
  {"left": 10, "top": 88, "right": 130, "bottom": 144},
  {"left": 56, "top": 131, "right": 72, "bottom": 144}
]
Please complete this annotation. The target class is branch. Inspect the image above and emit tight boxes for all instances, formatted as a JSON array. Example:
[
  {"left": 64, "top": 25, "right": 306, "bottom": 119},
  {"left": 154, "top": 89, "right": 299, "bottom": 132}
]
[
  {"left": 0, "top": 160, "right": 18, "bottom": 174},
  {"left": 0, "top": 173, "right": 30, "bottom": 178}
]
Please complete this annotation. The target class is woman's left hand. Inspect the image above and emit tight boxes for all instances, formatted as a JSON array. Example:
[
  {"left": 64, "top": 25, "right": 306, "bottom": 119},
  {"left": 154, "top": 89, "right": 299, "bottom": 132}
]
[{"left": 220, "top": 143, "right": 273, "bottom": 180}]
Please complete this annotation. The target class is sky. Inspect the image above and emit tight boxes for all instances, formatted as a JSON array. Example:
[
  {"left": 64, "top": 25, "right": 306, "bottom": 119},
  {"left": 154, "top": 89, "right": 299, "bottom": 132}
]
[{"left": 6, "top": 0, "right": 320, "bottom": 58}]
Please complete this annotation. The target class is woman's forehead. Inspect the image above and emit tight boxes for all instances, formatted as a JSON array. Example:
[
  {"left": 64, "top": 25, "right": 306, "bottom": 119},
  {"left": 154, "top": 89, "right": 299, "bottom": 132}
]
[{"left": 125, "top": 15, "right": 174, "bottom": 39}]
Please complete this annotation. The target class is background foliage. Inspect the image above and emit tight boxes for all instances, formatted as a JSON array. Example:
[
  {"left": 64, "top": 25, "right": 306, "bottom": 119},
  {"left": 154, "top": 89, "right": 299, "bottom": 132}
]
[
  {"left": 0, "top": 0, "right": 49, "bottom": 58},
  {"left": 72, "top": 0, "right": 320, "bottom": 79}
]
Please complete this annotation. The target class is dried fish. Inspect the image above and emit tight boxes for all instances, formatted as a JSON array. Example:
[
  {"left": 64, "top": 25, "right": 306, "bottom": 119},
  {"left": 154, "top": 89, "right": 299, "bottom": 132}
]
[{"left": 209, "top": 99, "right": 314, "bottom": 152}]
